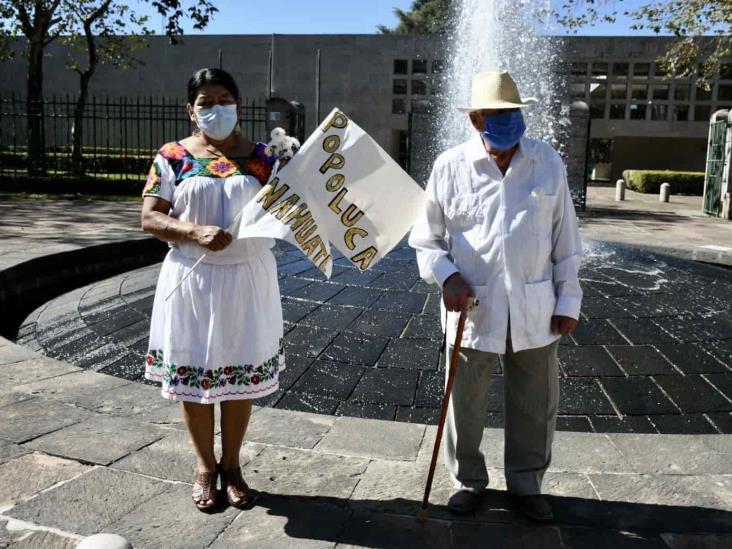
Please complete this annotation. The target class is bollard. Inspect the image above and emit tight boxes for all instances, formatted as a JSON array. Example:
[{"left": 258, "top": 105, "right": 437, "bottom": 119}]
[
  {"left": 615, "top": 179, "right": 626, "bottom": 201},
  {"left": 659, "top": 182, "right": 670, "bottom": 203}
]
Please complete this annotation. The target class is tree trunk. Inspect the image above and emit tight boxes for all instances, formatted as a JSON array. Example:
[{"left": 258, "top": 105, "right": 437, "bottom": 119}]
[
  {"left": 26, "top": 39, "right": 45, "bottom": 176},
  {"left": 71, "top": 73, "right": 91, "bottom": 177}
]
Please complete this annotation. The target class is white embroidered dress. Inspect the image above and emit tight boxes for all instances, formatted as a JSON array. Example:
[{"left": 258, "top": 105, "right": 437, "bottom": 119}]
[{"left": 142, "top": 142, "right": 284, "bottom": 403}]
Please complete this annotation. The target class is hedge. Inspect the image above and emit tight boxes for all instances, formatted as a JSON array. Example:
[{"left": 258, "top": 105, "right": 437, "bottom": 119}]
[{"left": 622, "top": 170, "right": 705, "bottom": 195}]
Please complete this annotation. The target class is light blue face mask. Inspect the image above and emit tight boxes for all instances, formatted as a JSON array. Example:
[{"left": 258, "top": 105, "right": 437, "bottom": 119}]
[{"left": 481, "top": 111, "right": 526, "bottom": 151}]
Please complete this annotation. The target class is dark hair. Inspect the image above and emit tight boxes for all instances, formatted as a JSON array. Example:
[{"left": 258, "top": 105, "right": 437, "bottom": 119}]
[{"left": 187, "top": 68, "right": 240, "bottom": 104}]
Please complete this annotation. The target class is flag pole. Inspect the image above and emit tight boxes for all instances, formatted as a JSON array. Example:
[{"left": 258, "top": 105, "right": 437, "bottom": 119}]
[{"left": 165, "top": 254, "right": 207, "bottom": 301}]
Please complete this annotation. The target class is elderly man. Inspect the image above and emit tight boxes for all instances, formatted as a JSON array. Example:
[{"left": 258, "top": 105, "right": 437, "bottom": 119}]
[{"left": 409, "top": 70, "right": 582, "bottom": 522}]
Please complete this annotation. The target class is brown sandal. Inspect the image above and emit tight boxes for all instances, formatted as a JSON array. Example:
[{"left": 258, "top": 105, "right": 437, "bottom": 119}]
[
  {"left": 192, "top": 469, "right": 218, "bottom": 512},
  {"left": 220, "top": 465, "right": 254, "bottom": 509}
]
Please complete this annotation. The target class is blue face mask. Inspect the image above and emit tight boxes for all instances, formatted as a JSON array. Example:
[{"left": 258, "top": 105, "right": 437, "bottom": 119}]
[{"left": 481, "top": 111, "right": 526, "bottom": 152}]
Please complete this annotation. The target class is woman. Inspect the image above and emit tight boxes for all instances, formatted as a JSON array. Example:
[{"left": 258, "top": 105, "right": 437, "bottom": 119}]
[{"left": 141, "top": 68, "right": 284, "bottom": 512}]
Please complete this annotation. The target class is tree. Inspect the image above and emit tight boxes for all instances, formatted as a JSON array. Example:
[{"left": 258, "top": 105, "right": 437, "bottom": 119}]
[
  {"left": 556, "top": 1, "right": 731, "bottom": 89},
  {"left": 0, "top": 0, "right": 217, "bottom": 177},
  {"left": 377, "top": 0, "right": 450, "bottom": 34}
]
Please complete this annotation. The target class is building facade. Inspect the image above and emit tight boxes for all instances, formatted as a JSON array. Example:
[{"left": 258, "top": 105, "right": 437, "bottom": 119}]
[{"left": 1, "top": 34, "right": 722, "bottom": 182}]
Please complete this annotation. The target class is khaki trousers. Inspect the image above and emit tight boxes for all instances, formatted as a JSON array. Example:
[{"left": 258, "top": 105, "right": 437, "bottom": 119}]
[{"left": 443, "top": 336, "right": 560, "bottom": 496}]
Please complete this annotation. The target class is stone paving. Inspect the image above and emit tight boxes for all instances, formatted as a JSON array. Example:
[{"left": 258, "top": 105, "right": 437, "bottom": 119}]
[
  {"left": 18, "top": 239, "right": 732, "bottom": 434},
  {"left": 1, "top": 337, "right": 731, "bottom": 548}
]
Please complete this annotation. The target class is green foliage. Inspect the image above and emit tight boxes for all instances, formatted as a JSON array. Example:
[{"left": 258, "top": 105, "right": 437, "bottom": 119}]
[
  {"left": 557, "top": 1, "right": 732, "bottom": 90},
  {"left": 377, "top": 0, "right": 451, "bottom": 34},
  {"left": 622, "top": 169, "right": 706, "bottom": 195}
]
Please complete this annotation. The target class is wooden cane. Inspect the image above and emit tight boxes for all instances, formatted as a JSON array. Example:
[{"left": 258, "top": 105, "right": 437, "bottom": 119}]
[{"left": 417, "top": 296, "right": 478, "bottom": 522}]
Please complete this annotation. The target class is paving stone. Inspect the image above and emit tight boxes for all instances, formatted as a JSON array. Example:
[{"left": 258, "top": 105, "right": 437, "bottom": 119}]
[
  {"left": 280, "top": 297, "right": 320, "bottom": 323},
  {"left": 377, "top": 337, "right": 441, "bottom": 371},
  {"left": 590, "top": 415, "right": 657, "bottom": 434},
  {"left": 562, "top": 527, "right": 665, "bottom": 548},
  {"left": 558, "top": 345, "right": 625, "bottom": 377},
  {"left": 607, "top": 433, "right": 732, "bottom": 474},
  {"left": 278, "top": 276, "right": 314, "bottom": 296},
  {"left": 367, "top": 271, "right": 419, "bottom": 291},
  {"left": 655, "top": 375, "right": 732, "bottom": 413},
  {"left": 6, "top": 531, "right": 79, "bottom": 549},
  {"left": 245, "top": 407, "right": 335, "bottom": 449},
  {"left": 0, "top": 343, "right": 39, "bottom": 365},
  {"left": 104, "top": 482, "right": 239, "bottom": 548},
  {"left": 662, "top": 533, "right": 732, "bottom": 549},
  {"left": 335, "top": 400, "right": 396, "bottom": 420},
  {"left": 327, "top": 287, "right": 382, "bottom": 308},
  {"left": 0, "top": 387, "right": 36, "bottom": 409},
  {"left": 330, "top": 267, "right": 384, "bottom": 285},
  {"left": 1, "top": 357, "right": 79, "bottom": 385},
  {"left": 291, "top": 360, "right": 364, "bottom": 399},
  {"left": 371, "top": 291, "right": 426, "bottom": 314},
  {"left": 276, "top": 391, "right": 340, "bottom": 415},
  {"left": 321, "top": 332, "right": 389, "bottom": 365},
  {"left": 559, "top": 378, "right": 615, "bottom": 415},
  {"left": 571, "top": 319, "right": 629, "bottom": 345},
  {"left": 415, "top": 370, "right": 442, "bottom": 407},
  {"left": 549, "top": 431, "right": 632, "bottom": 473},
  {"left": 298, "top": 304, "right": 363, "bottom": 331},
  {"left": 6, "top": 467, "right": 170, "bottom": 536},
  {"left": 556, "top": 415, "right": 594, "bottom": 432},
  {"left": 605, "top": 346, "right": 677, "bottom": 376},
  {"left": 655, "top": 343, "right": 729, "bottom": 374},
  {"left": 16, "top": 370, "right": 130, "bottom": 406},
  {"left": 347, "top": 309, "right": 411, "bottom": 337},
  {"left": 97, "top": 351, "right": 146, "bottom": 381},
  {"left": 542, "top": 471, "right": 599, "bottom": 499},
  {"left": 208, "top": 495, "right": 347, "bottom": 549},
  {"left": 316, "top": 416, "right": 424, "bottom": 461},
  {"left": 705, "top": 373, "right": 732, "bottom": 401},
  {"left": 0, "top": 452, "right": 89, "bottom": 508},
  {"left": 276, "top": 258, "right": 314, "bottom": 276},
  {"left": 403, "top": 314, "right": 441, "bottom": 339},
  {"left": 74, "top": 381, "right": 172, "bottom": 416},
  {"left": 396, "top": 406, "right": 439, "bottom": 425},
  {"left": 611, "top": 319, "right": 678, "bottom": 344},
  {"left": 0, "top": 439, "right": 30, "bottom": 465},
  {"left": 450, "top": 522, "right": 564, "bottom": 549},
  {"left": 651, "top": 414, "right": 719, "bottom": 434},
  {"left": 0, "top": 398, "right": 93, "bottom": 443},
  {"left": 288, "top": 281, "right": 344, "bottom": 303},
  {"left": 284, "top": 325, "right": 337, "bottom": 358},
  {"left": 26, "top": 415, "right": 165, "bottom": 465},
  {"left": 349, "top": 368, "right": 419, "bottom": 405},
  {"left": 243, "top": 445, "right": 368, "bottom": 500},
  {"left": 707, "top": 412, "right": 732, "bottom": 434},
  {"left": 338, "top": 511, "right": 451, "bottom": 548},
  {"left": 276, "top": 354, "right": 314, "bottom": 391},
  {"left": 89, "top": 308, "right": 146, "bottom": 337},
  {"left": 707, "top": 340, "right": 732, "bottom": 368},
  {"left": 599, "top": 378, "right": 678, "bottom": 415}
]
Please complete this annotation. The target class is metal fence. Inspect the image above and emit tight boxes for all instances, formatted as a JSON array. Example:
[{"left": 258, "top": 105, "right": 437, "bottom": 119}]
[{"left": 0, "top": 94, "right": 268, "bottom": 180}]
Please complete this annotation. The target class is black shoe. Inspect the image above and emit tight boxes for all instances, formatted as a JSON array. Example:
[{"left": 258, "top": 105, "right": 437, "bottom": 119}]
[
  {"left": 513, "top": 494, "right": 554, "bottom": 523},
  {"left": 447, "top": 490, "right": 481, "bottom": 515}
]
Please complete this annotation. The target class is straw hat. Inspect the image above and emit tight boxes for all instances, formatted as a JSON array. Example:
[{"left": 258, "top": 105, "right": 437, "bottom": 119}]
[{"left": 457, "top": 70, "right": 537, "bottom": 112}]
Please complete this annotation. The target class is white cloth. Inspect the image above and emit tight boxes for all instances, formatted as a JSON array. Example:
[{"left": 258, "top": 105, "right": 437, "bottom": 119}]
[
  {"left": 408, "top": 135, "right": 583, "bottom": 354},
  {"left": 143, "top": 153, "right": 284, "bottom": 403}
]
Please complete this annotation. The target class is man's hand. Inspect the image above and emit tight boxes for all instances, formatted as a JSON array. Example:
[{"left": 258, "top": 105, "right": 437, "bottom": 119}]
[
  {"left": 192, "top": 225, "right": 233, "bottom": 251},
  {"left": 442, "top": 273, "right": 475, "bottom": 312},
  {"left": 551, "top": 315, "right": 578, "bottom": 336}
]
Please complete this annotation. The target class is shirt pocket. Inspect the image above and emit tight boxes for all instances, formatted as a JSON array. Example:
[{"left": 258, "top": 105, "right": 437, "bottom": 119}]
[
  {"left": 446, "top": 193, "right": 484, "bottom": 231},
  {"left": 528, "top": 187, "right": 556, "bottom": 236},
  {"left": 524, "top": 279, "right": 556, "bottom": 335}
]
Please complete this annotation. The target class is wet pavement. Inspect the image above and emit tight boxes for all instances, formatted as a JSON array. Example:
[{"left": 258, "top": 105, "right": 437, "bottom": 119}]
[{"left": 17, "top": 239, "right": 732, "bottom": 434}]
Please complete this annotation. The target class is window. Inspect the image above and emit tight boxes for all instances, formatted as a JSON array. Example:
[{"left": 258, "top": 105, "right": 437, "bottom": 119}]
[
  {"left": 412, "top": 59, "right": 427, "bottom": 74},
  {"left": 720, "top": 63, "right": 732, "bottom": 80},
  {"left": 393, "top": 59, "right": 408, "bottom": 75},
  {"left": 571, "top": 62, "right": 587, "bottom": 77},
  {"left": 393, "top": 79, "right": 407, "bottom": 95},
  {"left": 718, "top": 85, "right": 732, "bottom": 101},
  {"left": 609, "top": 104, "right": 626, "bottom": 119},
  {"left": 629, "top": 104, "right": 647, "bottom": 120},
  {"left": 613, "top": 63, "right": 629, "bottom": 80},
  {"left": 633, "top": 63, "right": 650, "bottom": 79},
  {"left": 392, "top": 98, "right": 406, "bottom": 114},
  {"left": 411, "top": 80, "right": 427, "bottom": 95},
  {"left": 431, "top": 60, "right": 444, "bottom": 73},
  {"left": 570, "top": 83, "right": 586, "bottom": 100},
  {"left": 672, "top": 105, "right": 689, "bottom": 121},
  {"left": 674, "top": 85, "right": 690, "bottom": 101},
  {"left": 696, "top": 84, "right": 712, "bottom": 101},
  {"left": 694, "top": 105, "right": 711, "bottom": 121},
  {"left": 631, "top": 84, "right": 648, "bottom": 100},
  {"left": 653, "top": 63, "right": 668, "bottom": 78},
  {"left": 411, "top": 99, "right": 429, "bottom": 114},
  {"left": 590, "top": 103, "right": 606, "bottom": 119},
  {"left": 651, "top": 104, "right": 668, "bottom": 120},
  {"left": 589, "top": 81, "right": 607, "bottom": 102},
  {"left": 610, "top": 83, "right": 627, "bottom": 100},
  {"left": 592, "top": 62, "right": 608, "bottom": 78},
  {"left": 652, "top": 85, "right": 669, "bottom": 101}
]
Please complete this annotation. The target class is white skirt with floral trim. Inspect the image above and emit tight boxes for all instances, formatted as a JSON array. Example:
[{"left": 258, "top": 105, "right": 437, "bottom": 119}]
[{"left": 144, "top": 248, "right": 284, "bottom": 404}]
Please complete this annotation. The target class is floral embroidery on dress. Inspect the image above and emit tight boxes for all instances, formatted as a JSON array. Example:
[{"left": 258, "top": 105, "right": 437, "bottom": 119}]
[
  {"left": 160, "top": 142, "right": 187, "bottom": 161},
  {"left": 145, "top": 348, "right": 279, "bottom": 391},
  {"left": 207, "top": 158, "right": 239, "bottom": 178},
  {"left": 244, "top": 158, "right": 272, "bottom": 185},
  {"left": 142, "top": 161, "right": 162, "bottom": 196}
]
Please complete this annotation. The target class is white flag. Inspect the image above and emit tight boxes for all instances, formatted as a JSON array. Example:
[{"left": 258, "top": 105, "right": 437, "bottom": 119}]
[{"left": 231, "top": 108, "right": 427, "bottom": 278}]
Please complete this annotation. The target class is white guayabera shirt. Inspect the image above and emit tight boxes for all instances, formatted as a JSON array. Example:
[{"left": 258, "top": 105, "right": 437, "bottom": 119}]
[{"left": 409, "top": 134, "right": 583, "bottom": 354}]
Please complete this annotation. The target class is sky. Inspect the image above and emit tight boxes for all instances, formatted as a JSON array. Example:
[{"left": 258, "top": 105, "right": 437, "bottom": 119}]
[{"left": 132, "top": 0, "right": 661, "bottom": 37}]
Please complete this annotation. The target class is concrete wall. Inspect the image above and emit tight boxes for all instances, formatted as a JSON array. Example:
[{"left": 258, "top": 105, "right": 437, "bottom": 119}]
[{"left": 612, "top": 137, "right": 707, "bottom": 181}]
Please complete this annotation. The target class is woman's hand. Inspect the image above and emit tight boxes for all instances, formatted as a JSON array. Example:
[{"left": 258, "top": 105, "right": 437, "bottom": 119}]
[{"left": 191, "top": 225, "right": 233, "bottom": 251}]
